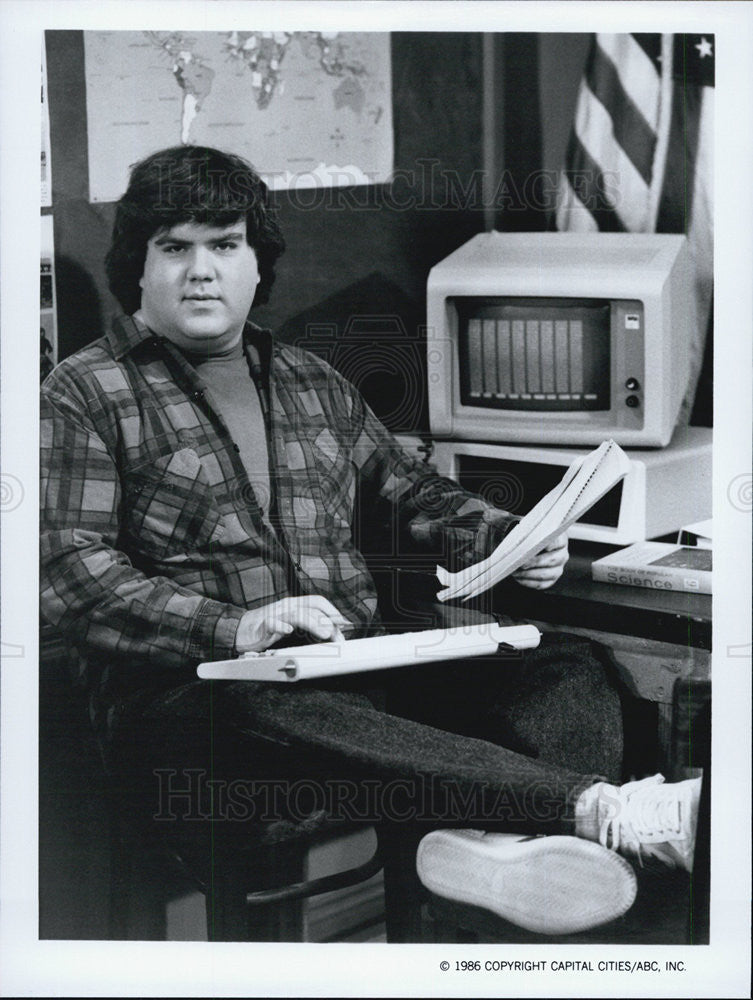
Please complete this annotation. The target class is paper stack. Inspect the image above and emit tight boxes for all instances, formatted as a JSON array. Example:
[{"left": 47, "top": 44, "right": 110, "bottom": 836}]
[{"left": 436, "top": 439, "right": 632, "bottom": 602}]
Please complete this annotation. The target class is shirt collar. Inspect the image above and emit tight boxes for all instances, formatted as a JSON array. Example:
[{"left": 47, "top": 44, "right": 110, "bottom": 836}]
[{"left": 106, "top": 313, "right": 274, "bottom": 361}]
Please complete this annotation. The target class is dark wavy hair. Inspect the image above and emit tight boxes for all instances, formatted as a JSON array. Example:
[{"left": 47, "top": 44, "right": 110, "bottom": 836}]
[{"left": 105, "top": 146, "right": 286, "bottom": 314}]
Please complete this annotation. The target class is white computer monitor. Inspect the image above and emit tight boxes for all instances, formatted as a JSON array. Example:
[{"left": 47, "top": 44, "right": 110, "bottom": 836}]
[{"left": 427, "top": 231, "right": 695, "bottom": 447}]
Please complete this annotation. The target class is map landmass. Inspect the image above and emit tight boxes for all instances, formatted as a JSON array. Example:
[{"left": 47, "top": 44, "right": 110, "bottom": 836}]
[{"left": 83, "top": 30, "right": 393, "bottom": 199}]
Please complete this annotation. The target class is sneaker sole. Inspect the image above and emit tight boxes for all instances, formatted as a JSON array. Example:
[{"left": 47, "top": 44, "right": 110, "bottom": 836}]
[{"left": 416, "top": 831, "right": 637, "bottom": 935}]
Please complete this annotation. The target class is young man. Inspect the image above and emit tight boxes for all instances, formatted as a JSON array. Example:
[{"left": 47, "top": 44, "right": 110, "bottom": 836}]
[{"left": 40, "top": 146, "right": 700, "bottom": 938}]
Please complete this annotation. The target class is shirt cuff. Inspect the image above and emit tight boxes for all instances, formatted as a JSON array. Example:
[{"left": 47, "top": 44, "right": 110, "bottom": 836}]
[
  {"left": 476, "top": 508, "right": 521, "bottom": 560},
  {"left": 185, "top": 599, "right": 246, "bottom": 661},
  {"left": 214, "top": 607, "right": 247, "bottom": 659}
]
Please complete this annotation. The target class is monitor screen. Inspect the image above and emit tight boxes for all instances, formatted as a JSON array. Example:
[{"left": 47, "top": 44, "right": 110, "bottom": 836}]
[{"left": 457, "top": 297, "right": 620, "bottom": 412}]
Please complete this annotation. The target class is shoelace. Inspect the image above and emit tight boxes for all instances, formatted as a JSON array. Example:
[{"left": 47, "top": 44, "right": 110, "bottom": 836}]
[{"left": 599, "top": 775, "right": 682, "bottom": 863}]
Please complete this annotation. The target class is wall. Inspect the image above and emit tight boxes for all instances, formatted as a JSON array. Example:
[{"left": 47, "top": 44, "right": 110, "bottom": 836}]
[{"left": 539, "top": 34, "right": 591, "bottom": 187}]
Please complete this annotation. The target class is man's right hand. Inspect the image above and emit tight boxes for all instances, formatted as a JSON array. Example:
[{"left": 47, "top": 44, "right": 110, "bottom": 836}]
[{"left": 234, "top": 596, "right": 352, "bottom": 653}]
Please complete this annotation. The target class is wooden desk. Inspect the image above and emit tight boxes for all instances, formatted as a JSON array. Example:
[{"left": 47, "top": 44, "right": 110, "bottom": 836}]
[{"left": 493, "top": 543, "right": 711, "bottom": 652}]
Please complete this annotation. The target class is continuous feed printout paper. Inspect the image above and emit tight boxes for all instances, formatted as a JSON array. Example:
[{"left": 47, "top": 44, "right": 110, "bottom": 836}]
[{"left": 437, "top": 440, "right": 632, "bottom": 602}]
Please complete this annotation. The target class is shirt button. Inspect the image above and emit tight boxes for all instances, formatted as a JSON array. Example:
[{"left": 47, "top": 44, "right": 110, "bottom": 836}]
[{"left": 233, "top": 443, "right": 241, "bottom": 453}]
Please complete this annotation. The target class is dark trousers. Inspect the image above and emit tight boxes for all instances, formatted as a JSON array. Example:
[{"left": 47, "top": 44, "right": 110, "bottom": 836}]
[{"left": 109, "top": 631, "right": 624, "bottom": 846}]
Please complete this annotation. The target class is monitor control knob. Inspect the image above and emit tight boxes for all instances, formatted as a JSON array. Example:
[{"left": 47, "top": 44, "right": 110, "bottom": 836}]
[
  {"left": 625, "top": 377, "right": 640, "bottom": 391},
  {"left": 625, "top": 395, "right": 640, "bottom": 408}
]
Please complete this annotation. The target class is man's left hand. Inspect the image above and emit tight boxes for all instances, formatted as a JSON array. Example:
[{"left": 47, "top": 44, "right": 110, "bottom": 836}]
[{"left": 512, "top": 533, "right": 569, "bottom": 590}]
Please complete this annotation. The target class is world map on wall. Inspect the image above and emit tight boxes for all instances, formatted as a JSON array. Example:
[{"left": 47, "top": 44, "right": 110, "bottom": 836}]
[{"left": 84, "top": 30, "right": 393, "bottom": 201}]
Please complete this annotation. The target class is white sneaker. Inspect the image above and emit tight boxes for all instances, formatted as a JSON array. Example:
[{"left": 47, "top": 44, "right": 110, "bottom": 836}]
[
  {"left": 576, "top": 774, "right": 702, "bottom": 873},
  {"left": 416, "top": 830, "right": 637, "bottom": 935}
]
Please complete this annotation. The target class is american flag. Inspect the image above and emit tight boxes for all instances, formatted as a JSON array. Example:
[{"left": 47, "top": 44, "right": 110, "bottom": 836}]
[{"left": 556, "top": 34, "right": 714, "bottom": 423}]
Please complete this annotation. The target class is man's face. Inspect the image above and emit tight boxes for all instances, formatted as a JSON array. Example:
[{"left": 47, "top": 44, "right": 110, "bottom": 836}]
[{"left": 138, "top": 219, "right": 260, "bottom": 352}]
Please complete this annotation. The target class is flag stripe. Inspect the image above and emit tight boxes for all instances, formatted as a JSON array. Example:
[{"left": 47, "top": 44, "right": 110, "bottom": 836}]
[
  {"left": 595, "top": 34, "right": 661, "bottom": 130},
  {"left": 587, "top": 42, "right": 657, "bottom": 184},
  {"left": 556, "top": 173, "right": 599, "bottom": 232},
  {"left": 563, "top": 131, "right": 627, "bottom": 232},
  {"left": 572, "top": 83, "right": 652, "bottom": 230},
  {"left": 688, "top": 85, "right": 714, "bottom": 267},
  {"left": 630, "top": 33, "right": 662, "bottom": 70},
  {"left": 684, "top": 85, "right": 714, "bottom": 412},
  {"left": 655, "top": 76, "right": 702, "bottom": 233}
]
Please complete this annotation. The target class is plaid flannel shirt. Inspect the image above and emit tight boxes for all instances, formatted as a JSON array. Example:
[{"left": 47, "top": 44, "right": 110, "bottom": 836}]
[{"left": 41, "top": 314, "right": 517, "bottom": 710}]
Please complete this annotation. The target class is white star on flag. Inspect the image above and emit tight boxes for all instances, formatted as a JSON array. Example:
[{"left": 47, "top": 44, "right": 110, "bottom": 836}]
[{"left": 696, "top": 37, "right": 713, "bottom": 59}]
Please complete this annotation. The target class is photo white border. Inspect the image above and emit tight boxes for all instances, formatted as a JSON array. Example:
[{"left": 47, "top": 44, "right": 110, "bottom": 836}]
[{"left": 1, "top": 2, "right": 751, "bottom": 997}]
